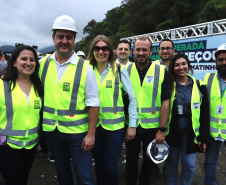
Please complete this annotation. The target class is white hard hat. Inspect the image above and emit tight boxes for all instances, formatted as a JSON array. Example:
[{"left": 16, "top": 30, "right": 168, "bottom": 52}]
[
  {"left": 77, "top": 51, "right": 85, "bottom": 57},
  {"left": 146, "top": 139, "right": 170, "bottom": 164},
  {"left": 215, "top": 43, "right": 226, "bottom": 59},
  {"left": 52, "top": 15, "right": 78, "bottom": 33}
]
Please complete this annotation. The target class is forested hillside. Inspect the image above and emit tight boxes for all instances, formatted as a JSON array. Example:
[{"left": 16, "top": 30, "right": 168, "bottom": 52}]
[{"left": 77, "top": 0, "right": 226, "bottom": 54}]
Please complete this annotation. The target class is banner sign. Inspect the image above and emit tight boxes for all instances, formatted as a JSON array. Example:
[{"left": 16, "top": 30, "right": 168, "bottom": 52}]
[{"left": 151, "top": 34, "right": 226, "bottom": 79}]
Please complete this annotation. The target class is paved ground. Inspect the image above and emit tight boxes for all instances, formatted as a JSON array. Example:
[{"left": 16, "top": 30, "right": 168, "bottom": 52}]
[{"left": 0, "top": 143, "right": 226, "bottom": 185}]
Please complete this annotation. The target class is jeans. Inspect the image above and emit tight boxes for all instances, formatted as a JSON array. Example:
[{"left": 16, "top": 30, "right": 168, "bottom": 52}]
[
  {"left": 165, "top": 118, "right": 196, "bottom": 185},
  {"left": 204, "top": 137, "right": 225, "bottom": 185},
  {"left": 126, "top": 129, "right": 159, "bottom": 185},
  {"left": 47, "top": 129, "right": 94, "bottom": 185},
  {"left": 0, "top": 144, "right": 37, "bottom": 185},
  {"left": 92, "top": 125, "right": 125, "bottom": 185}
]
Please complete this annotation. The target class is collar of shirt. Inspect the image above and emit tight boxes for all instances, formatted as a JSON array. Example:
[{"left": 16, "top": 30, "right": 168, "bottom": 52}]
[
  {"left": 135, "top": 60, "right": 151, "bottom": 74},
  {"left": 160, "top": 59, "right": 169, "bottom": 70},
  {"left": 100, "top": 61, "right": 111, "bottom": 84},
  {"left": 50, "top": 51, "right": 78, "bottom": 66},
  {"left": 217, "top": 72, "right": 226, "bottom": 82},
  {"left": 135, "top": 60, "right": 151, "bottom": 86},
  {"left": 217, "top": 72, "right": 226, "bottom": 94},
  {"left": 116, "top": 59, "right": 129, "bottom": 65},
  {"left": 176, "top": 76, "right": 193, "bottom": 87},
  {"left": 116, "top": 59, "right": 120, "bottom": 64}
]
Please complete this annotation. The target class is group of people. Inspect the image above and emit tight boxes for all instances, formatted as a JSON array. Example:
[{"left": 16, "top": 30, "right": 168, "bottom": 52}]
[{"left": 0, "top": 14, "right": 225, "bottom": 185}]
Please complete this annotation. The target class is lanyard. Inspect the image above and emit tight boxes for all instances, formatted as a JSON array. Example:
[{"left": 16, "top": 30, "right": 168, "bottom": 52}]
[
  {"left": 219, "top": 77, "right": 226, "bottom": 102},
  {"left": 177, "top": 78, "right": 189, "bottom": 105}
]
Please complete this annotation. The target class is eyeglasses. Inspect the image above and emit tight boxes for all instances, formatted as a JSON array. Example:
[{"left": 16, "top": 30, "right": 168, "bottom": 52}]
[
  {"left": 159, "top": 47, "right": 173, "bottom": 51},
  {"left": 93, "top": 46, "right": 109, "bottom": 52},
  {"left": 217, "top": 58, "right": 226, "bottom": 62}
]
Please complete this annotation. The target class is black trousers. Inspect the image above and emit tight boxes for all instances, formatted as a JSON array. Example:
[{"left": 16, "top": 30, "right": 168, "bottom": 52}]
[
  {"left": 0, "top": 144, "right": 37, "bottom": 185},
  {"left": 126, "top": 129, "right": 159, "bottom": 185}
]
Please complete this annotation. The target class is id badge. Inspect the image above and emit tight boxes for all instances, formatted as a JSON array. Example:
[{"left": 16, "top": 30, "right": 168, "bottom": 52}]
[
  {"left": 177, "top": 105, "right": 183, "bottom": 115},
  {"left": 217, "top": 105, "right": 224, "bottom": 115}
]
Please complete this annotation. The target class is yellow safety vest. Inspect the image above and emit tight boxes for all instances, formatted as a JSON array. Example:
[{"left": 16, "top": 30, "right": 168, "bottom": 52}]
[
  {"left": 39, "top": 56, "right": 89, "bottom": 134},
  {"left": 152, "top": 60, "right": 167, "bottom": 69},
  {"left": 0, "top": 80, "right": 41, "bottom": 149},
  {"left": 152, "top": 60, "right": 161, "bottom": 65},
  {"left": 167, "top": 75, "right": 202, "bottom": 143},
  {"left": 92, "top": 63, "right": 125, "bottom": 131},
  {"left": 204, "top": 73, "right": 226, "bottom": 139},
  {"left": 126, "top": 62, "right": 165, "bottom": 128}
]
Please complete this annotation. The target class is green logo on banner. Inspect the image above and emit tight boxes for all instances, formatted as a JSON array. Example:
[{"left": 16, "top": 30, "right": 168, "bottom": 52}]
[
  {"left": 63, "top": 82, "right": 70, "bottom": 91},
  {"left": 34, "top": 100, "right": 40, "bottom": 109},
  {"left": 106, "top": 80, "right": 112, "bottom": 88}
]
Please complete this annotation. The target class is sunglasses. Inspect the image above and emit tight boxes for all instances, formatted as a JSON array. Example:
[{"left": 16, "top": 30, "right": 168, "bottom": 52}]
[{"left": 93, "top": 46, "right": 109, "bottom": 52}]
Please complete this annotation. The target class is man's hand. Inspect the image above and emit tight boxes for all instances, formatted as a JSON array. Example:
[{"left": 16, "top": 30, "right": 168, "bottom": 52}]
[
  {"left": 126, "top": 127, "right": 136, "bottom": 142},
  {"left": 198, "top": 142, "right": 207, "bottom": 153},
  {"left": 155, "top": 130, "right": 165, "bottom": 144},
  {"left": 82, "top": 133, "right": 95, "bottom": 153}
]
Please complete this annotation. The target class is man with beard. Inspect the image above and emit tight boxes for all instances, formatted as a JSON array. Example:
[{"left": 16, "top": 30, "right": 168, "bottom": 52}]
[
  {"left": 202, "top": 43, "right": 226, "bottom": 185},
  {"left": 39, "top": 15, "right": 99, "bottom": 185},
  {"left": 125, "top": 36, "right": 170, "bottom": 185},
  {"left": 153, "top": 39, "right": 175, "bottom": 70}
]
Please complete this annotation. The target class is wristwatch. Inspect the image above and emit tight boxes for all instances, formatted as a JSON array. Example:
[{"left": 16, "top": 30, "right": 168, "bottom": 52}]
[{"left": 159, "top": 127, "right": 166, "bottom": 132}]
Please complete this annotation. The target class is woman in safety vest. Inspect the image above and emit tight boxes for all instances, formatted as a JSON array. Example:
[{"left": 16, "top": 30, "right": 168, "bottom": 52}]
[
  {"left": 87, "top": 35, "right": 138, "bottom": 185},
  {"left": 164, "top": 53, "right": 209, "bottom": 185},
  {"left": 0, "top": 45, "right": 43, "bottom": 185}
]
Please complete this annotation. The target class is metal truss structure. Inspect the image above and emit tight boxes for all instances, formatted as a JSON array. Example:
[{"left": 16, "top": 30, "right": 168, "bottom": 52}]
[{"left": 120, "top": 19, "right": 226, "bottom": 45}]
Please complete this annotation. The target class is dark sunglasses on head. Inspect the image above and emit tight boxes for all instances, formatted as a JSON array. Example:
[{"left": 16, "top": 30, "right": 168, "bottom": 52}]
[{"left": 93, "top": 46, "right": 109, "bottom": 52}]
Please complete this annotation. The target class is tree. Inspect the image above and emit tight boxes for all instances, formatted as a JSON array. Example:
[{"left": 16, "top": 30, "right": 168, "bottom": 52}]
[
  {"left": 83, "top": 19, "right": 97, "bottom": 34},
  {"left": 77, "top": 0, "right": 225, "bottom": 53}
]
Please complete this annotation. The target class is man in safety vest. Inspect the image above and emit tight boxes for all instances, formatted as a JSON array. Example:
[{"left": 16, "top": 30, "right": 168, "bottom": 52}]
[
  {"left": 152, "top": 38, "right": 175, "bottom": 70},
  {"left": 125, "top": 36, "right": 170, "bottom": 185},
  {"left": 202, "top": 43, "right": 226, "bottom": 185},
  {"left": 39, "top": 15, "right": 99, "bottom": 185},
  {"left": 116, "top": 39, "right": 132, "bottom": 65}
]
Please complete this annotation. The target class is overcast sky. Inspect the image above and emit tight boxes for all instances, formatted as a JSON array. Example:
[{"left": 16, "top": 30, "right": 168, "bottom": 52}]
[{"left": 0, "top": 0, "right": 122, "bottom": 49}]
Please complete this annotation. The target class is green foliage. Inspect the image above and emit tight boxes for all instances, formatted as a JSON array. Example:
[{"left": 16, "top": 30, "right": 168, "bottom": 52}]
[
  {"left": 77, "top": 0, "right": 225, "bottom": 54},
  {"left": 198, "top": 0, "right": 226, "bottom": 22},
  {"left": 83, "top": 19, "right": 97, "bottom": 34}
]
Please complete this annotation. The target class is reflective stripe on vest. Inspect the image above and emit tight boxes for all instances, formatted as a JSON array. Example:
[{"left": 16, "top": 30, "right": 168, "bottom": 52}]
[
  {"left": 148, "top": 64, "right": 161, "bottom": 114},
  {"left": 41, "top": 57, "right": 88, "bottom": 116},
  {"left": 0, "top": 81, "right": 39, "bottom": 136},
  {"left": 102, "top": 116, "right": 125, "bottom": 125},
  {"left": 127, "top": 63, "right": 133, "bottom": 76},
  {"left": 7, "top": 137, "right": 39, "bottom": 147}
]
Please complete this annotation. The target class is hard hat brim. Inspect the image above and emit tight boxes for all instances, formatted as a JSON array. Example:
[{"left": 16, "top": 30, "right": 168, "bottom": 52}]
[{"left": 51, "top": 27, "right": 78, "bottom": 33}]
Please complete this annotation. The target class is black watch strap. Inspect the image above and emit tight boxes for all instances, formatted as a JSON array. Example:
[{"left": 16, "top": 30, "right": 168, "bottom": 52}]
[{"left": 159, "top": 127, "right": 166, "bottom": 132}]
